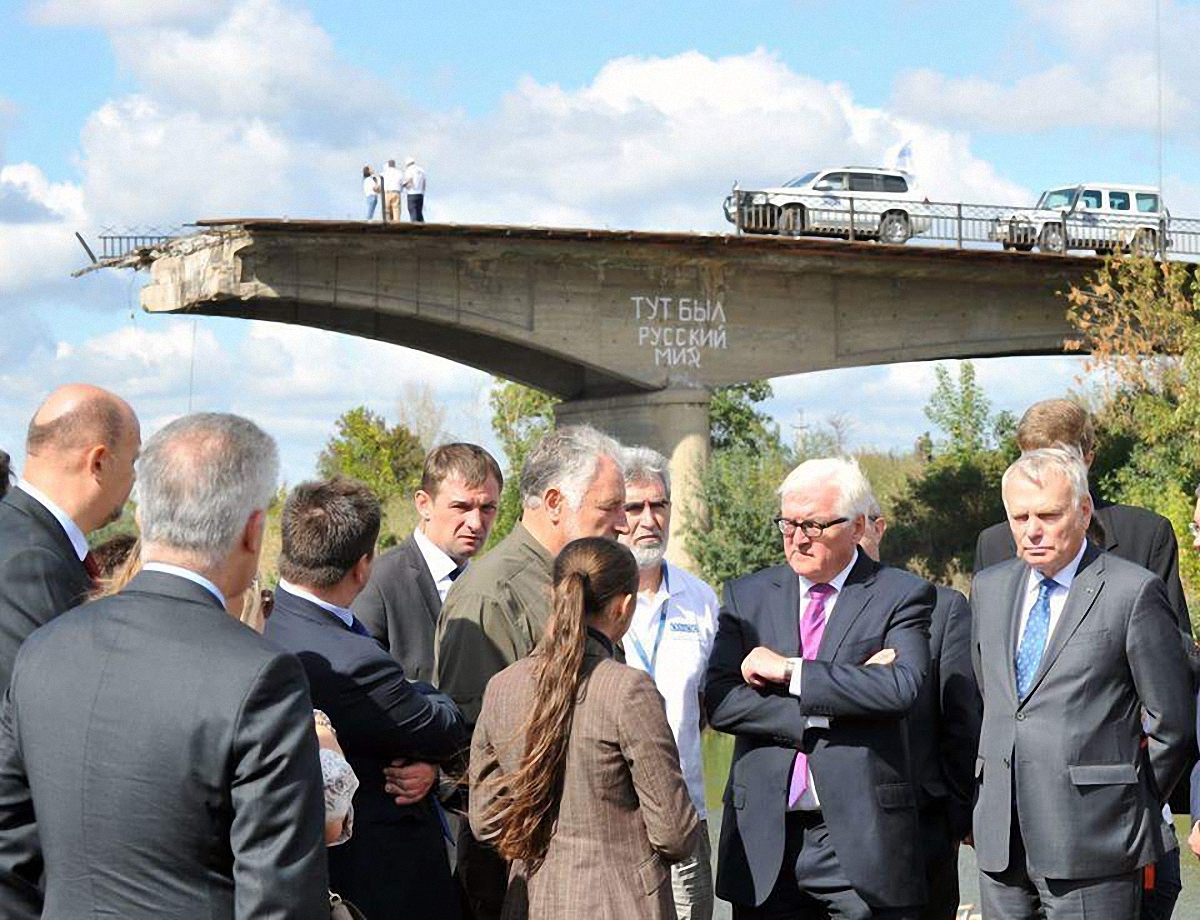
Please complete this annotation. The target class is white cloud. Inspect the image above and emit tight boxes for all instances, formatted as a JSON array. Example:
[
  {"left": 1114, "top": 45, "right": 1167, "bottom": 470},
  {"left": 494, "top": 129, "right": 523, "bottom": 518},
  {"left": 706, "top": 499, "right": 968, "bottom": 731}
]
[
  {"left": 29, "top": 0, "right": 234, "bottom": 28},
  {"left": 0, "top": 163, "right": 88, "bottom": 294}
]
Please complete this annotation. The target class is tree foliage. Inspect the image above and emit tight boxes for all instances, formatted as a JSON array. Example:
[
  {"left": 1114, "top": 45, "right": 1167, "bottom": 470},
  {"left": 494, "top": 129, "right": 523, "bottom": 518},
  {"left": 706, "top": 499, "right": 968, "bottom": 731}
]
[
  {"left": 317, "top": 406, "right": 424, "bottom": 502},
  {"left": 687, "top": 382, "right": 792, "bottom": 590},
  {"left": 1065, "top": 254, "right": 1200, "bottom": 603},
  {"left": 487, "top": 379, "right": 559, "bottom": 548}
]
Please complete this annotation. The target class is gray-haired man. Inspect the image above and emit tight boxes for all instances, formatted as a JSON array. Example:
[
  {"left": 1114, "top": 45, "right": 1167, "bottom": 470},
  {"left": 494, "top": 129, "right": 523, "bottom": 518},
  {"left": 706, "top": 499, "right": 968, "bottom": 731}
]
[
  {"left": 435, "top": 423, "right": 628, "bottom": 920},
  {"left": 973, "top": 447, "right": 1194, "bottom": 920},
  {"left": 0, "top": 413, "right": 328, "bottom": 920},
  {"left": 618, "top": 446, "right": 718, "bottom": 920}
]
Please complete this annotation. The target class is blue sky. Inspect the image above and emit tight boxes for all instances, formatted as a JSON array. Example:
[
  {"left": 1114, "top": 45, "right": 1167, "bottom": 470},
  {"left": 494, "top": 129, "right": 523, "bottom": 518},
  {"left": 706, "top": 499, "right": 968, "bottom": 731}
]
[{"left": 2, "top": 0, "right": 1198, "bottom": 482}]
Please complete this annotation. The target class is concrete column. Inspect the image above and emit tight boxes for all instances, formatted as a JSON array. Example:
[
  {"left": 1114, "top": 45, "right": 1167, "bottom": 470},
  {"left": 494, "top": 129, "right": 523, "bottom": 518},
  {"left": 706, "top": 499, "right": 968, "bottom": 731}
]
[{"left": 555, "top": 388, "right": 710, "bottom": 571}]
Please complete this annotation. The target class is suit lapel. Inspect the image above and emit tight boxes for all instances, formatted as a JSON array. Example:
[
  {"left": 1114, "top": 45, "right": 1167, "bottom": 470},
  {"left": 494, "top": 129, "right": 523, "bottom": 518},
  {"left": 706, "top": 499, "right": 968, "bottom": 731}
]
[
  {"left": 769, "top": 567, "right": 801, "bottom": 658},
  {"left": 1000, "top": 561, "right": 1027, "bottom": 705},
  {"left": 816, "top": 552, "right": 877, "bottom": 662},
  {"left": 1022, "top": 546, "right": 1105, "bottom": 702},
  {"left": 405, "top": 536, "right": 443, "bottom": 624}
]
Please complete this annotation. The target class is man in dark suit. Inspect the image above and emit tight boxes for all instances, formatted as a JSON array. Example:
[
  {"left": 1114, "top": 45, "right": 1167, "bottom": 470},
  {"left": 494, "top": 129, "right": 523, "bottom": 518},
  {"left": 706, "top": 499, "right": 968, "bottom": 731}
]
[
  {"left": 972, "top": 447, "right": 1194, "bottom": 919},
  {"left": 265, "top": 478, "right": 470, "bottom": 920},
  {"left": 860, "top": 501, "right": 980, "bottom": 920},
  {"left": 0, "top": 449, "right": 10, "bottom": 498},
  {"left": 0, "top": 384, "right": 140, "bottom": 687},
  {"left": 0, "top": 412, "right": 328, "bottom": 920},
  {"left": 353, "top": 443, "right": 502, "bottom": 683},
  {"left": 706, "top": 456, "right": 935, "bottom": 920}
]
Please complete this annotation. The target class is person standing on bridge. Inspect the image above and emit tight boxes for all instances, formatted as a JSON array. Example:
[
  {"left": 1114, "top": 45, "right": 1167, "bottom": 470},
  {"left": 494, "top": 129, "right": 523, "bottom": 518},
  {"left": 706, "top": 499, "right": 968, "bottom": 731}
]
[
  {"left": 363, "top": 165, "right": 381, "bottom": 220},
  {"left": 382, "top": 158, "right": 404, "bottom": 222},
  {"left": 404, "top": 157, "right": 426, "bottom": 222}
]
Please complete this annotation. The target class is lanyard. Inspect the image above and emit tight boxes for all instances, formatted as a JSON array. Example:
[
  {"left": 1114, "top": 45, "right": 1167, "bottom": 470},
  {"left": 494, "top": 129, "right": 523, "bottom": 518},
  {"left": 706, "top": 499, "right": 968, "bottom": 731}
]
[{"left": 628, "top": 566, "right": 671, "bottom": 680}]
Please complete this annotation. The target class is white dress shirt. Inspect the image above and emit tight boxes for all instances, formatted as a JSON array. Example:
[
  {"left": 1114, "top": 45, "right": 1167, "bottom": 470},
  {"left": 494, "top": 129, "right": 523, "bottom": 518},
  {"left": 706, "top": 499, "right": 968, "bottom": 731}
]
[
  {"left": 380, "top": 165, "right": 404, "bottom": 195},
  {"left": 278, "top": 578, "right": 355, "bottom": 629},
  {"left": 624, "top": 561, "right": 719, "bottom": 817},
  {"left": 786, "top": 549, "right": 859, "bottom": 810},
  {"left": 1016, "top": 539, "right": 1088, "bottom": 646},
  {"left": 404, "top": 163, "right": 426, "bottom": 194},
  {"left": 142, "top": 562, "right": 227, "bottom": 608},
  {"left": 16, "top": 480, "right": 88, "bottom": 561},
  {"left": 413, "top": 528, "right": 462, "bottom": 603}
]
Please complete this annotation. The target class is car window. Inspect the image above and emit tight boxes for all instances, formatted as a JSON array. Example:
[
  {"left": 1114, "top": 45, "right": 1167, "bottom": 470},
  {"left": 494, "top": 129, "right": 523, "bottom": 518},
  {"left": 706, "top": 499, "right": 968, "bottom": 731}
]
[
  {"left": 882, "top": 175, "right": 909, "bottom": 193},
  {"left": 849, "top": 173, "right": 882, "bottom": 193},
  {"left": 1136, "top": 193, "right": 1160, "bottom": 213},
  {"left": 1038, "top": 188, "right": 1077, "bottom": 209},
  {"left": 1108, "top": 191, "right": 1130, "bottom": 211},
  {"left": 783, "top": 171, "right": 820, "bottom": 188},
  {"left": 814, "top": 173, "right": 846, "bottom": 191},
  {"left": 1079, "top": 189, "right": 1103, "bottom": 209}
]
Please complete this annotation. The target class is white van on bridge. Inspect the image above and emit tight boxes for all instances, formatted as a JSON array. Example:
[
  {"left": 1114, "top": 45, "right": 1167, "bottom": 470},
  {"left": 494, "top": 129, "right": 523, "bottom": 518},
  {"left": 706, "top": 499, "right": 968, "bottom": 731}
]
[{"left": 990, "top": 183, "right": 1168, "bottom": 254}]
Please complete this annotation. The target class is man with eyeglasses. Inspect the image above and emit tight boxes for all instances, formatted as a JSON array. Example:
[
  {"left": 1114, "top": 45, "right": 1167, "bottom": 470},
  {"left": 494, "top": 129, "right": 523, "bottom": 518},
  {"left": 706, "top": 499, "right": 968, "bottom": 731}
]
[
  {"left": 706, "top": 456, "right": 936, "bottom": 920},
  {"left": 617, "top": 446, "right": 719, "bottom": 920}
]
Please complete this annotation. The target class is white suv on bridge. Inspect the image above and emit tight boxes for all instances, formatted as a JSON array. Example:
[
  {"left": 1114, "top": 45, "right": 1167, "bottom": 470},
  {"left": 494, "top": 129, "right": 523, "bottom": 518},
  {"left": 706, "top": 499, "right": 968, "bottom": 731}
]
[
  {"left": 991, "top": 183, "right": 1168, "bottom": 254},
  {"left": 723, "top": 166, "right": 930, "bottom": 244}
]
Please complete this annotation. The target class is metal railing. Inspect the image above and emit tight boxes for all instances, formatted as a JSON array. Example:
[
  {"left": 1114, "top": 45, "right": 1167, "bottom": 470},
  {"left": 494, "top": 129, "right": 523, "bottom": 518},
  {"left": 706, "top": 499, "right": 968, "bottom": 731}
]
[
  {"left": 726, "top": 188, "right": 1200, "bottom": 260},
  {"left": 96, "top": 226, "right": 186, "bottom": 261}
]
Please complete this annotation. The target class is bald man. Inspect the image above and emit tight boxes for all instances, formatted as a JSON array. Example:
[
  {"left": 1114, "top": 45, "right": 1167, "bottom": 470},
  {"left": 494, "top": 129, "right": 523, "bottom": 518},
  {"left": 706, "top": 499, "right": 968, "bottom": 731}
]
[{"left": 0, "top": 385, "right": 140, "bottom": 686}]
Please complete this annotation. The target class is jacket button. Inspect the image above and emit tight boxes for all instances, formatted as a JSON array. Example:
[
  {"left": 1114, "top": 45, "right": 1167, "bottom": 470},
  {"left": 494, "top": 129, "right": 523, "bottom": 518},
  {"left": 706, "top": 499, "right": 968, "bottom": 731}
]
[{"left": 1016, "top": 712, "right": 1025, "bottom": 721}]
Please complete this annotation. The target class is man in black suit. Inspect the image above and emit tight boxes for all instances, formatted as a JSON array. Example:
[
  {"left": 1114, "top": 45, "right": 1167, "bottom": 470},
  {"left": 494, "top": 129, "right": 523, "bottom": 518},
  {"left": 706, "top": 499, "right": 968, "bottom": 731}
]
[
  {"left": 265, "top": 478, "right": 470, "bottom": 920},
  {"left": 859, "top": 500, "right": 980, "bottom": 920},
  {"left": 352, "top": 443, "right": 502, "bottom": 682},
  {"left": 0, "top": 412, "right": 328, "bottom": 920},
  {"left": 0, "top": 384, "right": 140, "bottom": 688},
  {"left": 706, "top": 456, "right": 935, "bottom": 919}
]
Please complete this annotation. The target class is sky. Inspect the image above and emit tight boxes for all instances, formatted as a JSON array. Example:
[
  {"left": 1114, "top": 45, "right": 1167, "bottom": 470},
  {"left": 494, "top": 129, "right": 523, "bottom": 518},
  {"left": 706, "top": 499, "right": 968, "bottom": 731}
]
[{"left": 2, "top": 0, "right": 1198, "bottom": 482}]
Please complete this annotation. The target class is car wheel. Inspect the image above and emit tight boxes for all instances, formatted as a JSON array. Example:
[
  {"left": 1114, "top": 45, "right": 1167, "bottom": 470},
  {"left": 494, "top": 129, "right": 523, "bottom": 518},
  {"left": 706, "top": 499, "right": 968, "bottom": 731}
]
[
  {"left": 1131, "top": 228, "right": 1158, "bottom": 256},
  {"left": 1038, "top": 223, "right": 1065, "bottom": 253},
  {"left": 780, "top": 205, "right": 805, "bottom": 235},
  {"left": 879, "top": 212, "right": 910, "bottom": 245}
]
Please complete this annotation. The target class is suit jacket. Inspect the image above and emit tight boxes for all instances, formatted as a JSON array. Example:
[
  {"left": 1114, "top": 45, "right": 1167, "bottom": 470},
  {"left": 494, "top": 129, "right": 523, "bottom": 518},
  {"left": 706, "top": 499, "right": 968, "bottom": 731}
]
[
  {"left": 705, "top": 551, "right": 935, "bottom": 909},
  {"left": 974, "top": 494, "right": 1191, "bottom": 638},
  {"left": 909, "top": 586, "right": 981, "bottom": 844},
  {"left": 352, "top": 534, "right": 443, "bottom": 682},
  {"left": 265, "top": 586, "right": 469, "bottom": 920},
  {"left": 0, "top": 570, "right": 328, "bottom": 920},
  {"left": 0, "top": 487, "right": 93, "bottom": 689},
  {"left": 470, "top": 633, "right": 699, "bottom": 920},
  {"left": 971, "top": 544, "right": 1195, "bottom": 879}
]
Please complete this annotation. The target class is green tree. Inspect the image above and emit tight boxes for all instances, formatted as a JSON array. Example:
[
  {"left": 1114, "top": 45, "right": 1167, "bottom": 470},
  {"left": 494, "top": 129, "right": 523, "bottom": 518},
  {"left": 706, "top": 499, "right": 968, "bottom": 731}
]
[
  {"left": 487, "top": 379, "right": 559, "bottom": 548},
  {"left": 923, "top": 362, "right": 994, "bottom": 459},
  {"left": 317, "top": 407, "right": 424, "bottom": 503},
  {"left": 1064, "top": 253, "right": 1200, "bottom": 608},
  {"left": 687, "top": 382, "right": 793, "bottom": 590}
]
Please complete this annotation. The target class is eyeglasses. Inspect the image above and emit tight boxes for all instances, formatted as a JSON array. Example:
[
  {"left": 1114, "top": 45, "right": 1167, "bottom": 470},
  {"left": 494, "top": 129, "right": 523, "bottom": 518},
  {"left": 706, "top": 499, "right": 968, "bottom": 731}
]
[{"left": 773, "top": 516, "right": 849, "bottom": 538}]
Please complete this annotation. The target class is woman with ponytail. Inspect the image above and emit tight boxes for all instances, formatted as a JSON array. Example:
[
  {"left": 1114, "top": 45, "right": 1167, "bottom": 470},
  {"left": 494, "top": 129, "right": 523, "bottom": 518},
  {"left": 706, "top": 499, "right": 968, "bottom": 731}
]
[{"left": 469, "top": 536, "right": 699, "bottom": 919}]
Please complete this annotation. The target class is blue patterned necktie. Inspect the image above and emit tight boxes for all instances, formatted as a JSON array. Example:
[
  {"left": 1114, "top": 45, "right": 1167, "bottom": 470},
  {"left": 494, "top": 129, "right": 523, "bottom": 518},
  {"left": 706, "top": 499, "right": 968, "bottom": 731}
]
[{"left": 1015, "top": 577, "right": 1056, "bottom": 698}]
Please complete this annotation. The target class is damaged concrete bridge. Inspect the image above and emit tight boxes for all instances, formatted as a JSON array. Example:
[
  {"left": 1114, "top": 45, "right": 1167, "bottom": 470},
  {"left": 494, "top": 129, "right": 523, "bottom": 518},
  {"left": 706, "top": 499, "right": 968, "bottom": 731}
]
[{"left": 134, "top": 219, "right": 1094, "bottom": 558}]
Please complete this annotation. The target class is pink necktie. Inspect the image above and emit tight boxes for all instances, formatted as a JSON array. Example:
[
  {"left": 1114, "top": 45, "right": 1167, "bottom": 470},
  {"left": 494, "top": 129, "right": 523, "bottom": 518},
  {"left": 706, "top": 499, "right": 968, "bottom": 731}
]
[{"left": 789, "top": 583, "right": 834, "bottom": 807}]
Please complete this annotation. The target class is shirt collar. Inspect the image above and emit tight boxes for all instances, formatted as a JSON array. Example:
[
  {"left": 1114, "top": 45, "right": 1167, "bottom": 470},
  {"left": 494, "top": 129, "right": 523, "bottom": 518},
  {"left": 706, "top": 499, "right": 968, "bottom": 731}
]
[
  {"left": 16, "top": 479, "right": 89, "bottom": 561},
  {"left": 1026, "top": 539, "right": 1088, "bottom": 592},
  {"left": 413, "top": 527, "right": 462, "bottom": 583},
  {"left": 798, "top": 548, "right": 859, "bottom": 598},
  {"left": 277, "top": 579, "right": 356, "bottom": 629},
  {"left": 142, "top": 562, "right": 227, "bottom": 608}
]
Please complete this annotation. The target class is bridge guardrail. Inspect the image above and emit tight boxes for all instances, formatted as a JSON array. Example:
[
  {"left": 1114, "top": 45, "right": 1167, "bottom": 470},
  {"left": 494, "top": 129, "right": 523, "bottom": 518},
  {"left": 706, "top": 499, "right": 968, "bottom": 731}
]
[{"left": 728, "top": 189, "right": 1200, "bottom": 260}]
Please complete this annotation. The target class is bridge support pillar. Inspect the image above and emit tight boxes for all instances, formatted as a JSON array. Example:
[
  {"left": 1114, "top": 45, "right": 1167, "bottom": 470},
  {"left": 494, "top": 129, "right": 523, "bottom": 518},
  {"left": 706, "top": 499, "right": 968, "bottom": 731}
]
[{"left": 555, "top": 388, "right": 710, "bottom": 571}]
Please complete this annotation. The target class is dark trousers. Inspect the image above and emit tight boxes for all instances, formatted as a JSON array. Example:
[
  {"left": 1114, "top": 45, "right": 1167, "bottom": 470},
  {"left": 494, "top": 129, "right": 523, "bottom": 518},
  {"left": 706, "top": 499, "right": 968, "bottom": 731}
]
[
  {"left": 978, "top": 809, "right": 1141, "bottom": 920},
  {"left": 455, "top": 819, "right": 508, "bottom": 920},
  {"left": 918, "top": 804, "right": 960, "bottom": 920},
  {"left": 408, "top": 193, "right": 425, "bottom": 222},
  {"left": 732, "top": 812, "right": 918, "bottom": 920},
  {"left": 1141, "top": 846, "right": 1182, "bottom": 920}
]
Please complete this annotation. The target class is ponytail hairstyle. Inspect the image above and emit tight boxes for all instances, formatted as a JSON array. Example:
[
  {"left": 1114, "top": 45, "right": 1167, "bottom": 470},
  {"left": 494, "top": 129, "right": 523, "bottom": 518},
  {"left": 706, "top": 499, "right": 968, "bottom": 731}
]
[{"left": 489, "top": 537, "right": 638, "bottom": 867}]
